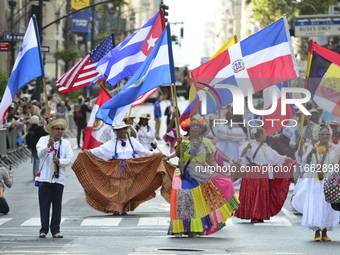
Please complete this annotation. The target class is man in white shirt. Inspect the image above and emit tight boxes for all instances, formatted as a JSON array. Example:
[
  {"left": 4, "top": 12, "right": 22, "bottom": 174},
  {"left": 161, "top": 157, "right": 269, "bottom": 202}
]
[{"left": 36, "top": 118, "right": 74, "bottom": 239}]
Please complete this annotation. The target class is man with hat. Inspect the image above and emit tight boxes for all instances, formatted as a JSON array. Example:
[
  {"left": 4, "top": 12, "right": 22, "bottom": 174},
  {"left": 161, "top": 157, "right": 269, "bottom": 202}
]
[{"left": 36, "top": 118, "right": 74, "bottom": 238}]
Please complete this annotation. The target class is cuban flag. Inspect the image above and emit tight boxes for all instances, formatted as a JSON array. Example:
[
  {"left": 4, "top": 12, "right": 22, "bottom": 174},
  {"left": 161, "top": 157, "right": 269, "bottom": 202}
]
[
  {"left": 95, "top": 12, "right": 163, "bottom": 87},
  {"left": 180, "top": 17, "right": 298, "bottom": 122},
  {"left": 0, "top": 17, "right": 44, "bottom": 127},
  {"left": 262, "top": 82, "right": 295, "bottom": 136},
  {"left": 96, "top": 24, "right": 175, "bottom": 127}
]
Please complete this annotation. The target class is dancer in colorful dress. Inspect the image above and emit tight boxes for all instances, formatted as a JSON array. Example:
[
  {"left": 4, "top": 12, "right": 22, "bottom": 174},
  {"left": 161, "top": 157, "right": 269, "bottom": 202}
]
[
  {"left": 235, "top": 127, "right": 295, "bottom": 223},
  {"left": 169, "top": 115, "right": 239, "bottom": 237}
]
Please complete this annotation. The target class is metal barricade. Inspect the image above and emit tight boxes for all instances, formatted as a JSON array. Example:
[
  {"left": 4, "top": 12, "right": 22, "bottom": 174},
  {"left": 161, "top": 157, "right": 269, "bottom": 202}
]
[{"left": 0, "top": 128, "right": 7, "bottom": 156}]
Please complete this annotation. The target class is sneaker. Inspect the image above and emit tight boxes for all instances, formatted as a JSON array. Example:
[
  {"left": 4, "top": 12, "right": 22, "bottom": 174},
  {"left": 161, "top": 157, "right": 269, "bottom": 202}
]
[
  {"left": 52, "top": 233, "right": 63, "bottom": 238},
  {"left": 174, "top": 233, "right": 183, "bottom": 238},
  {"left": 39, "top": 233, "right": 46, "bottom": 238}
]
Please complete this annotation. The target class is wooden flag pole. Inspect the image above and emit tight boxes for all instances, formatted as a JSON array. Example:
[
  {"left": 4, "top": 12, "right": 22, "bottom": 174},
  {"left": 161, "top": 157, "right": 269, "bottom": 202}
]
[
  {"left": 171, "top": 82, "right": 184, "bottom": 179},
  {"left": 42, "top": 78, "right": 51, "bottom": 128}
]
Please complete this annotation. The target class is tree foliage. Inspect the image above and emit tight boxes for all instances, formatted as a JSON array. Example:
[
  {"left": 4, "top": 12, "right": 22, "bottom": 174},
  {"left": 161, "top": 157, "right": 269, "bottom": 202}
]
[
  {"left": 249, "top": 0, "right": 337, "bottom": 27},
  {"left": 0, "top": 70, "right": 9, "bottom": 98}
]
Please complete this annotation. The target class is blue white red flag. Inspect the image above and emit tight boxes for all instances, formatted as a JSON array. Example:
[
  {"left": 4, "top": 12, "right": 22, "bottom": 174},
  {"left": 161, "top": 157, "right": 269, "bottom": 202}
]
[
  {"left": 82, "top": 86, "right": 112, "bottom": 150},
  {"left": 0, "top": 17, "right": 44, "bottom": 127},
  {"left": 95, "top": 12, "right": 163, "bottom": 86},
  {"left": 262, "top": 82, "right": 295, "bottom": 136},
  {"left": 132, "top": 88, "right": 158, "bottom": 107},
  {"left": 56, "top": 34, "right": 115, "bottom": 93},
  {"left": 180, "top": 17, "right": 298, "bottom": 122},
  {"left": 96, "top": 25, "right": 175, "bottom": 127}
]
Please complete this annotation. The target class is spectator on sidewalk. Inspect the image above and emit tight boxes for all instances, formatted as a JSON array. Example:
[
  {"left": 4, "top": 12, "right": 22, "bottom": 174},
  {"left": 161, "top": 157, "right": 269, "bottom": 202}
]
[
  {"left": 73, "top": 96, "right": 92, "bottom": 149},
  {"left": 0, "top": 154, "right": 13, "bottom": 215}
]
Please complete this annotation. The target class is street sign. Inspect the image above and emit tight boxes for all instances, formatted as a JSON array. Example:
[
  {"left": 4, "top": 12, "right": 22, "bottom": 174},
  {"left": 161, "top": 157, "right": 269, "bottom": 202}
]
[
  {"left": 0, "top": 41, "right": 11, "bottom": 51},
  {"left": 3, "top": 32, "right": 25, "bottom": 41},
  {"left": 41, "top": 46, "right": 50, "bottom": 53},
  {"left": 294, "top": 20, "right": 340, "bottom": 37}
]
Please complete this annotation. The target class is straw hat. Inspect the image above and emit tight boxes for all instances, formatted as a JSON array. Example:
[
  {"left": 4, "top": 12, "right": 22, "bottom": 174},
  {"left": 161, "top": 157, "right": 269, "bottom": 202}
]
[
  {"left": 139, "top": 113, "right": 150, "bottom": 120},
  {"left": 45, "top": 118, "right": 68, "bottom": 133},
  {"left": 123, "top": 114, "right": 136, "bottom": 120},
  {"left": 113, "top": 121, "right": 130, "bottom": 130}
]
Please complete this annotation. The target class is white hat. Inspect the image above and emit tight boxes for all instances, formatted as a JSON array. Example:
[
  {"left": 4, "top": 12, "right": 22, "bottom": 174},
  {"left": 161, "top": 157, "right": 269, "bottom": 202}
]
[
  {"left": 29, "top": 115, "right": 39, "bottom": 125},
  {"left": 113, "top": 121, "right": 130, "bottom": 130}
]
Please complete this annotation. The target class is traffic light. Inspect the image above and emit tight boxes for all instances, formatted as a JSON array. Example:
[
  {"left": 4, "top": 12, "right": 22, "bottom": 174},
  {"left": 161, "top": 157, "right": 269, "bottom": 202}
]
[
  {"left": 289, "top": 28, "right": 295, "bottom": 40},
  {"left": 171, "top": 35, "right": 178, "bottom": 45},
  {"left": 180, "top": 27, "right": 184, "bottom": 39},
  {"left": 160, "top": 3, "right": 169, "bottom": 22},
  {"left": 31, "top": 4, "right": 39, "bottom": 20}
]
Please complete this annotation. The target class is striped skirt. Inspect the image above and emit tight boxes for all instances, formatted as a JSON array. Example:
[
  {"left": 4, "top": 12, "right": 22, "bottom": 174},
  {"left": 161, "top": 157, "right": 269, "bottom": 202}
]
[{"left": 72, "top": 151, "right": 176, "bottom": 213}]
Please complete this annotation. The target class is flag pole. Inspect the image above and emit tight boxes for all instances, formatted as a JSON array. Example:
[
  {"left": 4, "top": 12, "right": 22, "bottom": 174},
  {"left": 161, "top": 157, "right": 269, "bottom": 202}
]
[
  {"left": 42, "top": 78, "right": 51, "bottom": 127},
  {"left": 166, "top": 23, "right": 184, "bottom": 179}
]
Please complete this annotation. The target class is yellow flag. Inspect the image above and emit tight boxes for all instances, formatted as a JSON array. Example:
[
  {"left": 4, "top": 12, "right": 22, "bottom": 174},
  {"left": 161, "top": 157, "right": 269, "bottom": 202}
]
[
  {"left": 188, "top": 35, "right": 238, "bottom": 103},
  {"left": 211, "top": 35, "right": 238, "bottom": 60}
]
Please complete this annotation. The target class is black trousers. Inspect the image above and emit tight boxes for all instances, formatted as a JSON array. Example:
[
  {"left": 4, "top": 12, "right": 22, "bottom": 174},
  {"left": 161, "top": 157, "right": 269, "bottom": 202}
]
[{"left": 0, "top": 196, "right": 9, "bottom": 214}]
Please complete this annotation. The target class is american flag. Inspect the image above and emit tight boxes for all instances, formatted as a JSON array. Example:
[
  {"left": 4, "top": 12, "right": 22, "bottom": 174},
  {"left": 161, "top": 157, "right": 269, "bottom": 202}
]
[{"left": 56, "top": 34, "right": 115, "bottom": 94}]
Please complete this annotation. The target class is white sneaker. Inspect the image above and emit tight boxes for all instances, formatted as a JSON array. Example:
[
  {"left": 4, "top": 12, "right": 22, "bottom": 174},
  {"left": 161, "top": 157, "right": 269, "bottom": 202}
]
[{"left": 174, "top": 233, "right": 183, "bottom": 238}]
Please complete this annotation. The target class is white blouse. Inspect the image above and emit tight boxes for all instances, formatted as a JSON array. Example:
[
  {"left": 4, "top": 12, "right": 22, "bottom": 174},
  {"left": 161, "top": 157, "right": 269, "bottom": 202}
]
[{"left": 90, "top": 137, "right": 153, "bottom": 161}]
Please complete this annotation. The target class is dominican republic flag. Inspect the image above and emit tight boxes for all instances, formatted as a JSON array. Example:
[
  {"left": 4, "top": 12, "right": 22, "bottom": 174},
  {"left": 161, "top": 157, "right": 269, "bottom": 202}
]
[
  {"left": 82, "top": 86, "right": 112, "bottom": 150},
  {"left": 56, "top": 34, "right": 115, "bottom": 94},
  {"left": 96, "top": 24, "right": 175, "bottom": 127},
  {"left": 95, "top": 12, "right": 163, "bottom": 87},
  {"left": 179, "top": 17, "right": 298, "bottom": 123},
  {"left": 262, "top": 82, "right": 295, "bottom": 136},
  {"left": 0, "top": 17, "right": 44, "bottom": 127}
]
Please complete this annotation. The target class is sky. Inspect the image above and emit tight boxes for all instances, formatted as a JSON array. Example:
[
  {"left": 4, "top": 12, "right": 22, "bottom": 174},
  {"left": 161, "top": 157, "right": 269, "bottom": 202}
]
[{"left": 163, "top": 0, "right": 216, "bottom": 70}]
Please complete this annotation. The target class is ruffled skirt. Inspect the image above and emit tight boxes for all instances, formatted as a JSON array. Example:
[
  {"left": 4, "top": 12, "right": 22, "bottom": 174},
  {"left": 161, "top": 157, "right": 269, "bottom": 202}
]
[{"left": 169, "top": 165, "right": 239, "bottom": 235}]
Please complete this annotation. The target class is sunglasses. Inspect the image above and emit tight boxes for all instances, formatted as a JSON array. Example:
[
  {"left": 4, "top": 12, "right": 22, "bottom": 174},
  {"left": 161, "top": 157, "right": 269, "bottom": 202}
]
[
  {"left": 53, "top": 127, "right": 65, "bottom": 131},
  {"left": 319, "top": 134, "right": 330, "bottom": 136}
]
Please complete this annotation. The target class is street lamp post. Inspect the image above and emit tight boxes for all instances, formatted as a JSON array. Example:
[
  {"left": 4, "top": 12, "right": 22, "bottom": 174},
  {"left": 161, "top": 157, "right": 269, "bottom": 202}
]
[
  {"left": 292, "top": 0, "right": 318, "bottom": 14},
  {"left": 8, "top": 0, "right": 17, "bottom": 72}
]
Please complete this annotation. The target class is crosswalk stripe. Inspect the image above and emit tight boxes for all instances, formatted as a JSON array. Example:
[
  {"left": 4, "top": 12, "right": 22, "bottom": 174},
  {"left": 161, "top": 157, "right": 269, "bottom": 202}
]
[
  {"left": 0, "top": 218, "right": 12, "bottom": 225},
  {"left": 253, "top": 217, "right": 292, "bottom": 227},
  {"left": 80, "top": 217, "right": 123, "bottom": 226},
  {"left": 281, "top": 207, "right": 298, "bottom": 219},
  {"left": 21, "top": 217, "right": 66, "bottom": 226},
  {"left": 137, "top": 217, "right": 170, "bottom": 226}
]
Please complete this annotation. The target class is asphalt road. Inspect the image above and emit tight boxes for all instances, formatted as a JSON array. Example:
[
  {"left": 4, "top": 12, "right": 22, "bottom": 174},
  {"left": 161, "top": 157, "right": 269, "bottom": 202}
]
[{"left": 1, "top": 98, "right": 340, "bottom": 255}]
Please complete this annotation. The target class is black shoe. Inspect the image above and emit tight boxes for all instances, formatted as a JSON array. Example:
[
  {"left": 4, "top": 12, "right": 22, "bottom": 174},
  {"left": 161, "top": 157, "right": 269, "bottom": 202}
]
[
  {"left": 52, "top": 233, "right": 63, "bottom": 238},
  {"left": 39, "top": 233, "right": 46, "bottom": 238},
  {"left": 121, "top": 212, "right": 127, "bottom": 215},
  {"left": 112, "top": 211, "right": 120, "bottom": 216}
]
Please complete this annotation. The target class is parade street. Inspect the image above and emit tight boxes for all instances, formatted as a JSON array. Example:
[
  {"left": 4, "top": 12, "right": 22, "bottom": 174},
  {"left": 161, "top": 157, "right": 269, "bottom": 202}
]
[{"left": 1, "top": 98, "right": 340, "bottom": 255}]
